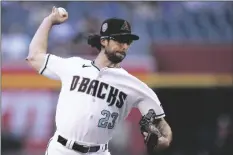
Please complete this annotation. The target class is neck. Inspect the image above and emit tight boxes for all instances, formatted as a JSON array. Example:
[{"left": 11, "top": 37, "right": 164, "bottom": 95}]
[{"left": 94, "top": 50, "right": 120, "bottom": 69}]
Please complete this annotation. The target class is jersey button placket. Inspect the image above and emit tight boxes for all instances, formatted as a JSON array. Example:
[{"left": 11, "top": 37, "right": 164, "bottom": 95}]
[
  {"left": 93, "top": 69, "right": 105, "bottom": 102},
  {"left": 97, "top": 72, "right": 102, "bottom": 79},
  {"left": 98, "top": 67, "right": 107, "bottom": 79},
  {"left": 89, "top": 90, "right": 95, "bottom": 102}
]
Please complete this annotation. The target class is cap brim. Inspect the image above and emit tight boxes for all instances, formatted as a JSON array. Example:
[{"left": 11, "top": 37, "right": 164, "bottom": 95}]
[{"left": 110, "top": 33, "right": 139, "bottom": 40}]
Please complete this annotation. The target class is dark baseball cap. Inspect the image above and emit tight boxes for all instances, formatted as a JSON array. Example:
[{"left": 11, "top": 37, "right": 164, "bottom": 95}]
[{"left": 100, "top": 18, "right": 139, "bottom": 40}]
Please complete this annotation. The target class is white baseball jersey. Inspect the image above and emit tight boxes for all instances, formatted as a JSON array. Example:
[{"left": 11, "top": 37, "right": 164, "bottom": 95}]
[{"left": 39, "top": 54, "right": 165, "bottom": 145}]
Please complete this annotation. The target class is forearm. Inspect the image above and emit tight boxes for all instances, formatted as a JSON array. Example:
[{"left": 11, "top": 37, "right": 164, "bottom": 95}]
[
  {"left": 139, "top": 110, "right": 172, "bottom": 152},
  {"left": 28, "top": 17, "right": 52, "bottom": 58},
  {"left": 156, "top": 118, "right": 172, "bottom": 143},
  {"left": 26, "top": 7, "right": 68, "bottom": 72}
]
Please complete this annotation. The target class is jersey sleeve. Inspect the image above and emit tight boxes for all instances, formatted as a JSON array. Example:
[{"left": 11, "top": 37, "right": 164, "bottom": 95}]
[
  {"left": 39, "top": 54, "right": 85, "bottom": 80},
  {"left": 39, "top": 54, "right": 67, "bottom": 79},
  {"left": 39, "top": 67, "right": 60, "bottom": 80},
  {"left": 135, "top": 83, "right": 165, "bottom": 119}
]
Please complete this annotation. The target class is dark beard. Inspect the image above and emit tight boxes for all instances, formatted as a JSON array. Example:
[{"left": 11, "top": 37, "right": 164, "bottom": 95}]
[{"left": 105, "top": 50, "right": 126, "bottom": 64}]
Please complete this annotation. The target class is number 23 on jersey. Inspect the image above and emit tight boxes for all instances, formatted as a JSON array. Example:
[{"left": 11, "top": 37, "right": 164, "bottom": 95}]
[{"left": 98, "top": 110, "right": 119, "bottom": 129}]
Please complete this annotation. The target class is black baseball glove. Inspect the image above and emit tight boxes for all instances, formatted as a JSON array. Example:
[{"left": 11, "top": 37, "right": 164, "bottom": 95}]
[{"left": 139, "top": 109, "right": 162, "bottom": 154}]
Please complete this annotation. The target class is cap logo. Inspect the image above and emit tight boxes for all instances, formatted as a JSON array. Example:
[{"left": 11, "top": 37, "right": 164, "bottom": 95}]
[
  {"left": 121, "top": 21, "right": 130, "bottom": 31},
  {"left": 102, "top": 23, "right": 108, "bottom": 32}
]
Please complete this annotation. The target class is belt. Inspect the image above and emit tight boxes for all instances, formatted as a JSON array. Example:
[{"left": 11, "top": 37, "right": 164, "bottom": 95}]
[{"left": 57, "top": 135, "right": 107, "bottom": 153}]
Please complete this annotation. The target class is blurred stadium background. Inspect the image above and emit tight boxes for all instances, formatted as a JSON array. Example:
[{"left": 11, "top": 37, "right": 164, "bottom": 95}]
[{"left": 1, "top": 1, "right": 233, "bottom": 155}]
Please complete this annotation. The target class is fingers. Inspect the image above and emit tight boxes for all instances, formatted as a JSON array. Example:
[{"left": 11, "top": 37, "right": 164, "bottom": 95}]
[
  {"left": 50, "top": 6, "right": 68, "bottom": 25},
  {"left": 61, "top": 11, "right": 68, "bottom": 18},
  {"left": 54, "top": 7, "right": 59, "bottom": 15},
  {"left": 53, "top": 6, "right": 68, "bottom": 18},
  {"left": 52, "top": 6, "right": 60, "bottom": 15},
  {"left": 143, "top": 132, "right": 149, "bottom": 140},
  {"left": 59, "top": 8, "right": 68, "bottom": 18},
  {"left": 62, "top": 12, "right": 68, "bottom": 18},
  {"left": 143, "top": 132, "right": 148, "bottom": 137},
  {"left": 52, "top": 6, "right": 56, "bottom": 13}
]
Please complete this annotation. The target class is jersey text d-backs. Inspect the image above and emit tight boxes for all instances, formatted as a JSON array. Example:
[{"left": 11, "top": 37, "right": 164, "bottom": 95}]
[
  {"left": 70, "top": 76, "right": 127, "bottom": 109},
  {"left": 39, "top": 54, "right": 165, "bottom": 144}
]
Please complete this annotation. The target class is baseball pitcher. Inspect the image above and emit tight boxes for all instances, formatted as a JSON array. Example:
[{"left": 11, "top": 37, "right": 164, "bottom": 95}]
[{"left": 26, "top": 6, "right": 172, "bottom": 155}]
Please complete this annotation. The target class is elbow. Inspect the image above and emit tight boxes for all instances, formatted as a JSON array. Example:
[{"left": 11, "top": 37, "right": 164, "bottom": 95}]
[
  {"left": 26, "top": 53, "right": 35, "bottom": 62},
  {"left": 161, "top": 132, "right": 173, "bottom": 149},
  {"left": 165, "top": 140, "right": 171, "bottom": 148},
  {"left": 26, "top": 45, "right": 33, "bottom": 61},
  {"left": 25, "top": 55, "right": 33, "bottom": 62},
  {"left": 26, "top": 46, "right": 39, "bottom": 62},
  {"left": 165, "top": 133, "right": 173, "bottom": 148},
  {"left": 162, "top": 138, "right": 171, "bottom": 149},
  {"left": 161, "top": 137, "right": 172, "bottom": 150},
  {"left": 25, "top": 55, "right": 34, "bottom": 69}
]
